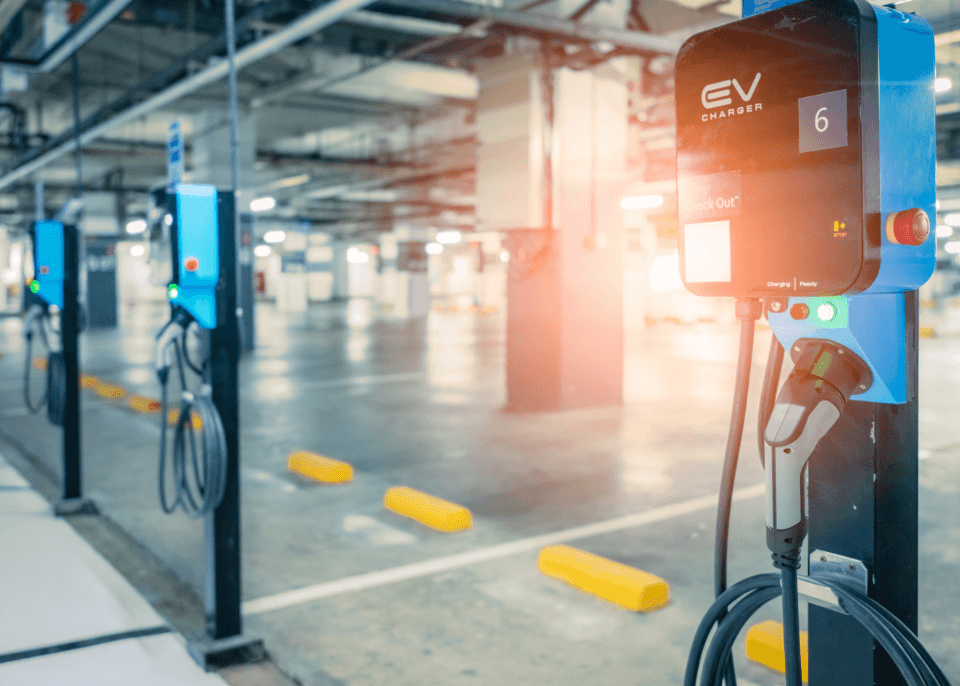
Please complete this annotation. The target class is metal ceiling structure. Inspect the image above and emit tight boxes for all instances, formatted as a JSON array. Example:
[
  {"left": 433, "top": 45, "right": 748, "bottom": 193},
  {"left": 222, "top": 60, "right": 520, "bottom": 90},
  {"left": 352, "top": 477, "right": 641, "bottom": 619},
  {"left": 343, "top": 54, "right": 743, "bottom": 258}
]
[{"left": 0, "top": 0, "right": 956, "bottom": 234}]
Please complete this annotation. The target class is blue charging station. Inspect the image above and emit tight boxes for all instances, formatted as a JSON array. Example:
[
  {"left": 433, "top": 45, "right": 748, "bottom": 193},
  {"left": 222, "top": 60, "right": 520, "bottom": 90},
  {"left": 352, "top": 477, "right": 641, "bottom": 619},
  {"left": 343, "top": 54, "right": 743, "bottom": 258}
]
[
  {"left": 763, "top": 3, "right": 936, "bottom": 405},
  {"left": 171, "top": 184, "right": 220, "bottom": 329},
  {"left": 676, "top": 1, "right": 947, "bottom": 684},
  {"left": 32, "top": 220, "right": 65, "bottom": 310}
]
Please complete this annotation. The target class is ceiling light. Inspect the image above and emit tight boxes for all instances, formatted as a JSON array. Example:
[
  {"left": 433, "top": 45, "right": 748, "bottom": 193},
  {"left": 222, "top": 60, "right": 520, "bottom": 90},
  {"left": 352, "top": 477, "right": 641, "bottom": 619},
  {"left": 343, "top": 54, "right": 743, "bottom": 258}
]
[
  {"left": 945, "top": 241, "right": 960, "bottom": 254},
  {"left": 129, "top": 245, "right": 145, "bottom": 257},
  {"left": 263, "top": 230, "right": 286, "bottom": 244},
  {"left": 253, "top": 245, "right": 271, "bottom": 258},
  {"left": 621, "top": 195, "right": 665, "bottom": 210},
  {"left": 125, "top": 219, "right": 147, "bottom": 234},
  {"left": 937, "top": 225, "right": 953, "bottom": 238},
  {"left": 936, "top": 77, "right": 953, "bottom": 93},
  {"left": 426, "top": 242, "right": 443, "bottom": 255},
  {"left": 436, "top": 230, "right": 462, "bottom": 244},
  {"left": 346, "top": 246, "right": 370, "bottom": 264},
  {"left": 250, "top": 196, "right": 276, "bottom": 212},
  {"left": 943, "top": 213, "right": 960, "bottom": 227},
  {"left": 164, "top": 213, "right": 173, "bottom": 226}
]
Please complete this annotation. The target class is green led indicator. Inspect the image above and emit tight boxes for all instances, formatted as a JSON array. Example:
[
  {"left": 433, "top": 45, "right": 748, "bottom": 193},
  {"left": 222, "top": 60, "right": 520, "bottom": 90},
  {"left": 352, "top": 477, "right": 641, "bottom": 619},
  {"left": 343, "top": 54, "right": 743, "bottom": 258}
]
[
  {"left": 29, "top": 280, "right": 39, "bottom": 294},
  {"left": 168, "top": 284, "right": 179, "bottom": 300},
  {"left": 816, "top": 303, "right": 837, "bottom": 321}
]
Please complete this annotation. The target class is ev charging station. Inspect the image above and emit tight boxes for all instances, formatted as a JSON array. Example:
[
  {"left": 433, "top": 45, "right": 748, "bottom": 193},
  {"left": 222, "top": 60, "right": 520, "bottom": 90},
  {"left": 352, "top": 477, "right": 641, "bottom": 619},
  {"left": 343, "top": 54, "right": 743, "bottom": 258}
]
[
  {"left": 155, "top": 184, "right": 264, "bottom": 667},
  {"left": 675, "top": 0, "right": 950, "bottom": 683},
  {"left": 24, "top": 219, "right": 95, "bottom": 516}
]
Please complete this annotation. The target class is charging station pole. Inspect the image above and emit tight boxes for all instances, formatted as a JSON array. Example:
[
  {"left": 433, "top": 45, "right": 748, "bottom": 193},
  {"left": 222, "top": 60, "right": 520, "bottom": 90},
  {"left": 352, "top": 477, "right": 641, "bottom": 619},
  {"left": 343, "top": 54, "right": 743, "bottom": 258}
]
[
  {"left": 55, "top": 222, "right": 96, "bottom": 516},
  {"left": 806, "top": 292, "right": 919, "bottom": 686},
  {"left": 206, "top": 190, "right": 242, "bottom": 640}
]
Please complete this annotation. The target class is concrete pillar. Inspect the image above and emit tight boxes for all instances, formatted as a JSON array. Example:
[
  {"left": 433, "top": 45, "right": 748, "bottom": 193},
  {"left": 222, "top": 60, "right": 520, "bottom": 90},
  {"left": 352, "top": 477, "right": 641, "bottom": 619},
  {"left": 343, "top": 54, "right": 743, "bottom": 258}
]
[{"left": 477, "top": 51, "right": 627, "bottom": 412}]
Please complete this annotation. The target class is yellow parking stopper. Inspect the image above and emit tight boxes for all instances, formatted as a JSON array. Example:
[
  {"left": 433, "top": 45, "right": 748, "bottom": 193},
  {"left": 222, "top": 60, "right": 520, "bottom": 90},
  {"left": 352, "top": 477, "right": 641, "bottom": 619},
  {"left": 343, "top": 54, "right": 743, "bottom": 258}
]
[
  {"left": 384, "top": 486, "right": 471, "bottom": 532},
  {"left": 167, "top": 408, "right": 202, "bottom": 429},
  {"left": 80, "top": 374, "right": 99, "bottom": 388},
  {"left": 128, "top": 396, "right": 161, "bottom": 413},
  {"left": 287, "top": 451, "right": 352, "bottom": 484},
  {"left": 745, "top": 620, "right": 809, "bottom": 682},
  {"left": 95, "top": 383, "right": 127, "bottom": 400},
  {"left": 538, "top": 545, "right": 669, "bottom": 612}
]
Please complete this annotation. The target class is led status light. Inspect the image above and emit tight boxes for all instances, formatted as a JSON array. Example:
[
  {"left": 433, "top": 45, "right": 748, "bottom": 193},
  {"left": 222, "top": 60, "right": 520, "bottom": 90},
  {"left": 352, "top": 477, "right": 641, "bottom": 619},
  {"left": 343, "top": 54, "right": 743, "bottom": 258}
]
[
  {"left": 168, "top": 284, "right": 179, "bottom": 300},
  {"left": 816, "top": 303, "right": 837, "bottom": 321},
  {"left": 29, "top": 280, "right": 39, "bottom": 294}
]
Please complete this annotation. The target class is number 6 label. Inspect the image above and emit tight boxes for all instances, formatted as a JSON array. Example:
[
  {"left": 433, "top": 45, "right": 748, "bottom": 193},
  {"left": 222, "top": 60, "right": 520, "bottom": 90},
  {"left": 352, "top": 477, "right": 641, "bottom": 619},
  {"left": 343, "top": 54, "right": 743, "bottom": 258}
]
[{"left": 799, "top": 89, "right": 848, "bottom": 153}]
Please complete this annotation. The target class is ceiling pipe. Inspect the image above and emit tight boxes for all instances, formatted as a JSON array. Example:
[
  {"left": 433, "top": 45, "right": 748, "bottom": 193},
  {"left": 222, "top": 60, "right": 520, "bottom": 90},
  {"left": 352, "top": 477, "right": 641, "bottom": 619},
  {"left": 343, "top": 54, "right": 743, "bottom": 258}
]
[
  {"left": 37, "top": 0, "right": 133, "bottom": 72},
  {"left": 0, "top": 0, "right": 377, "bottom": 191},
  {"left": 341, "top": 10, "right": 470, "bottom": 37},
  {"left": 378, "top": 0, "right": 682, "bottom": 55}
]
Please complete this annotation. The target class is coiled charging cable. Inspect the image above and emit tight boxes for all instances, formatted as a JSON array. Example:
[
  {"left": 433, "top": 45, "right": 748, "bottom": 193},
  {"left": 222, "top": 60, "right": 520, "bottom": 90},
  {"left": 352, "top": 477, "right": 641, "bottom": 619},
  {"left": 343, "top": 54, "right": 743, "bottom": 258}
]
[
  {"left": 155, "top": 318, "right": 227, "bottom": 518},
  {"left": 23, "top": 304, "right": 66, "bottom": 425}
]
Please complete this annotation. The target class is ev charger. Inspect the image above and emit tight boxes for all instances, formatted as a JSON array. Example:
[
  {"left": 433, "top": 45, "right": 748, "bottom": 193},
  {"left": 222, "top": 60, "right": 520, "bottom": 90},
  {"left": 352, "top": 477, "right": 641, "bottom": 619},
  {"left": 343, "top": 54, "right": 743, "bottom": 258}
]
[
  {"left": 675, "top": 0, "right": 935, "bottom": 297},
  {"left": 171, "top": 184, "right": 219, "bottom": 329},
  {"left": 675, "top": 0, "right": 936, "bottom": 403},
  {"left": 32, "top": 220, "right": 65, "bottom": 309}
]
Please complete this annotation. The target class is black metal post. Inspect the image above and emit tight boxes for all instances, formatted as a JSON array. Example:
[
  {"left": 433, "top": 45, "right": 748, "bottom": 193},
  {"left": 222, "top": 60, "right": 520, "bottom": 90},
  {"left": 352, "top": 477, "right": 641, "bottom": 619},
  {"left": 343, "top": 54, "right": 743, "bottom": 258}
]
[
  {"left": 207, "top": 190, "right": 241, "bottom": 639},
  {"left": 807, "top": 291, "right": 919, "bottom": 686},
  {"left": 55, "top": 223, "right": 96, "bottom": 516},
  {"left": 188, "top": 191, "right": 264, "bottom": 669}
]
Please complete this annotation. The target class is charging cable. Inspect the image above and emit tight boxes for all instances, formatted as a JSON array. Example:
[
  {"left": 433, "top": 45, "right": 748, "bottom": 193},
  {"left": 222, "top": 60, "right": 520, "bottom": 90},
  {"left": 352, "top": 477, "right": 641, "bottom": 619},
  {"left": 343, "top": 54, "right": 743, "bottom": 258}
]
[
  {"left": 23, "top": 304, "right": 66, "bottom": 425},
  {"left": 155, "top": 314, "right": 227, "bottom": 518}
]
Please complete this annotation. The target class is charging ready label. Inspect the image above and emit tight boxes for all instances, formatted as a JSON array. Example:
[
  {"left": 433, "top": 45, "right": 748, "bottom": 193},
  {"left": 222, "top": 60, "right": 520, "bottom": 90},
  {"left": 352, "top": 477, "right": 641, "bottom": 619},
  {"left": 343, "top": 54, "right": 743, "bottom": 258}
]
[{"left": 679, "top": 170, "right": 741, "bottom": 283}]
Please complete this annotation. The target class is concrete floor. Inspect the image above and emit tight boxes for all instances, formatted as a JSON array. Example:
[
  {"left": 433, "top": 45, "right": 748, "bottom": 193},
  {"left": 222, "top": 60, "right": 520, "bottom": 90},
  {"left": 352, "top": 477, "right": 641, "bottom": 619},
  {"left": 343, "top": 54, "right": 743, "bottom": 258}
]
[{"left": 0, "top": 299, "right": 957, "bottom": 685}]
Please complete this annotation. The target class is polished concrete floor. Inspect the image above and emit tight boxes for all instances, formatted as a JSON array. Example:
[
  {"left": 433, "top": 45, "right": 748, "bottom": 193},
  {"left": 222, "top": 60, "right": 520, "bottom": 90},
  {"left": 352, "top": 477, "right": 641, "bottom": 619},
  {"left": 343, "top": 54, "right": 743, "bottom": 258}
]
[{"left": 0, "top": 299, "right": 957, "bottom": 685}]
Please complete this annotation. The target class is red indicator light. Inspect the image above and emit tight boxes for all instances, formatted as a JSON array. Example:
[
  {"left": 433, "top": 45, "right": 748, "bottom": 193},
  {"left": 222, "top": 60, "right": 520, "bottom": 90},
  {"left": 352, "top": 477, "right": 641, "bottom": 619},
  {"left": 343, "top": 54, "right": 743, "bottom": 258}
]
[
  {"left": 184, "top": 256, "right": 200, "bottom": 272},
  {"left": 39, "top": 266, "right": 50, "bottom": 275}
]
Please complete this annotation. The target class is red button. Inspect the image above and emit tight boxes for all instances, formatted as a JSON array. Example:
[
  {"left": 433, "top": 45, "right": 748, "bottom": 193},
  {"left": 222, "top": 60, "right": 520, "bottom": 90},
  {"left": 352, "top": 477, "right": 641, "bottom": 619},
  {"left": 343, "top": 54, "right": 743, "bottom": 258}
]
[
  {"left": 184, "top": 256, "right": 199, "bottom": 272},
  {"left": 39, "top": 266, "right": 49, "bottom": 275},
  {"left": 885, "top": 208, "right": 930, "bottom": 246}
]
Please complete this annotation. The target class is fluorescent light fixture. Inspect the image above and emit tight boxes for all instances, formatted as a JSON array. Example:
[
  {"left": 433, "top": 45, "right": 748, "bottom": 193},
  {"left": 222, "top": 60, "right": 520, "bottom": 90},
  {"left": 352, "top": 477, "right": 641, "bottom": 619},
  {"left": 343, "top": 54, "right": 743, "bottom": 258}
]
[
  {"left": 253, "top": 245, "right": 271, "bottom": 258},
  {"left": 346, "top": 246, "right": 370, "bottom": 264},
  {"left": 164, "top": 213, "right": 173, "bottom": 226},
  {"left": 621, "top": 194, "right": 665, "bottom": 210},
  {"left": 937, "top": 225, "right": 953, "bottom": 238},
  {"left": 943, "top": 213, "right": 960, "bottom": 227},
  {"left": 936, "top": 200, "right": 941, "bottom": 210},
  {"left": 278, "top": 174, "right": 310, "bottom": 188},
  {"left": 436, "top": 229, "right": 462, "bottom": 244},
  {"left": 945, "top": 241, "right": 960, "bottom": 254},
  {"left": 129, "top": 245, "right": 145, "bottom": 257},
  {"left": 250, "top": 196, "right": 276, "bottom": 212},
  {"left": 263, "top": 230, "right": 286, "bottom": 244},
  {"left": 125, "top": 219, "right": 147, "bottom": 234},
  {"left": 425, "top": 242, "right": 443, "bottom": 255},
  {"left": 936, "top": 77, "right": 953, "bottom": 93}
]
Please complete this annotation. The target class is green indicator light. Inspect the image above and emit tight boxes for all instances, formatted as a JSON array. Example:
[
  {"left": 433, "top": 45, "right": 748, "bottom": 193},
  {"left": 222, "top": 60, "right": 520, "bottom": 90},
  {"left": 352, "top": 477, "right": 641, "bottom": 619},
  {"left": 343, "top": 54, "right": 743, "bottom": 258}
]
[
  {"left": 168, "top": 284, "right": 179, "bottom": 300},
  {"left": 29, "top": 280, "right": 39, "bottom": 294},
  {"left": 816, "top": 303, "right": 836, "bottom": 322}
]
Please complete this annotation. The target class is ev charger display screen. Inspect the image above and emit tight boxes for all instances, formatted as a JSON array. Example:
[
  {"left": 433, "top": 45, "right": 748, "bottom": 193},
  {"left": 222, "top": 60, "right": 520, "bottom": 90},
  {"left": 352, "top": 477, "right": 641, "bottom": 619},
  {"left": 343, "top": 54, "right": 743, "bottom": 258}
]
[{"left": 675, "top": 0, "right": 880, "bottom": 297}]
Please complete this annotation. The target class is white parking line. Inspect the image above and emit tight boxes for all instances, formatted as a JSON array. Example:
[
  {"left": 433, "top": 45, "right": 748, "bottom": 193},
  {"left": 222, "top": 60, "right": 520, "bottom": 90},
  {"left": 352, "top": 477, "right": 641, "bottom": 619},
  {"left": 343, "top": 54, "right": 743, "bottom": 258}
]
[{"left": 243, "top": 482, "right": 766, "bottom": 616}]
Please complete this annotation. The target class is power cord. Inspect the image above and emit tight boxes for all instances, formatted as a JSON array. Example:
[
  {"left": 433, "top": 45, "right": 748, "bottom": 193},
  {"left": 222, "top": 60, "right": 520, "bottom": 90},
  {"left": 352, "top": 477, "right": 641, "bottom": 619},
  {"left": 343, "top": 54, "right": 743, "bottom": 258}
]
[
  {"left": 155, "top": 316, "right": 228, "bottom": 518},
  {"left": 23, "top": 305, "right": 50, "bottom": 414}
]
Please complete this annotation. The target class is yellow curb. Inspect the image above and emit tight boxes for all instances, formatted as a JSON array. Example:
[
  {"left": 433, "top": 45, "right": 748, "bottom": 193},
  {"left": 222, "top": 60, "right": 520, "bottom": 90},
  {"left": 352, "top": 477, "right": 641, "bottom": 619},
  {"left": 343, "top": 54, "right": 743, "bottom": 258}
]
[
  {"left": 538, "top": 545, "right": 669, "bottom": 612},
  {"left": 95, "top": 383, "right": 127, "bottom": 400},
  {"left": 919, "top": 326, "right": 936, "bottom": 339},
  {"left": 167, "top": 408, "right": 203, "bottom": 429},
  {"left": 128, "top": 395, "right": 161, "bottom": 413},
  {"left": 32, "top": 357, "right": 47, "bottom": 370},
  {"left": 384, "top": 486, "right": 472, "bottom": 532},
  {"left": 287, "top": 451, "right": 353, "bottom": 484},
  {"left": 80, "top": 374, "right": 99, "bottom": 388},
  {"left": 745, "top": 620, "right": 809, "bottom": 682}
]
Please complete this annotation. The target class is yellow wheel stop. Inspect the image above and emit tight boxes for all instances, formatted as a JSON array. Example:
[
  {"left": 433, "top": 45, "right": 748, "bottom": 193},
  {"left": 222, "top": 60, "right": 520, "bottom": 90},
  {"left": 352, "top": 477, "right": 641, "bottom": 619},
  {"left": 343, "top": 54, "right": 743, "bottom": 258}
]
[
  {"left": 95, "top": 383, "right": 126, "bottom": 400},
  {"left": 538, "top": 545, "right": 669, "bottom": 612},
  {"left": 128, "top": 396, "right": 161, "bottom": 413},
  {"left": 745, "top": 620, "right": 809, "bottom": 682},
  {"left": 287, "top": 450, "right": 352, "bottom": 484},
  {"left": 383, "top": 486, "right": 471, "bottom": 532}
]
